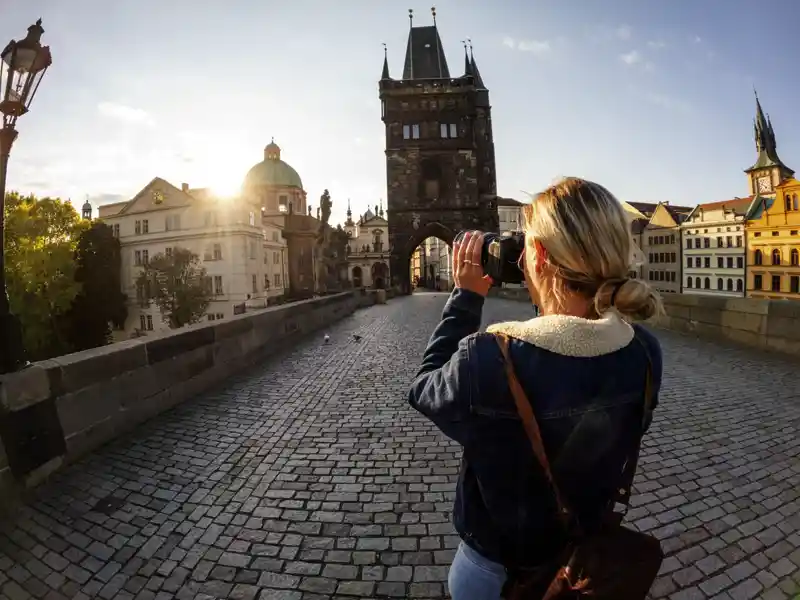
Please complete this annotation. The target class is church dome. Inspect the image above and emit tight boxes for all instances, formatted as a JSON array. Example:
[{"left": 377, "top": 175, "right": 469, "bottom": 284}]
[{"left": 244, "top": 140, "right": 303, "bottom": 189}]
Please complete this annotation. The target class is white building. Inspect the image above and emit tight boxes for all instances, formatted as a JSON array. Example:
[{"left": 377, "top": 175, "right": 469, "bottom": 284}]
[
  {"left": 99, "top": 177, "right": 288, "bottom": 338},
  {"left": 412, "top": 237, "right": 452, "bottom": 290},
  {"left": 343, "top": 201, "right": 390, "bottom": 288},
  {"left": 497, "top": 197, "right": 524, "bottom": 233},
  {"left": 681, "top": 197, "right": 749, "bottom": 297}
]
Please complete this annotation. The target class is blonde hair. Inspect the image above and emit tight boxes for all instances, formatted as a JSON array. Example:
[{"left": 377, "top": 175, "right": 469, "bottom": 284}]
[{"left": 522, "top": 177, "right": 663, "bottom": 321}]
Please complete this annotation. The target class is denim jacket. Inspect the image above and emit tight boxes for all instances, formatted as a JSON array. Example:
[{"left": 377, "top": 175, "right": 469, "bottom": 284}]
[{"left": 408, "top": 288, "right": 663, "bottom": 569}]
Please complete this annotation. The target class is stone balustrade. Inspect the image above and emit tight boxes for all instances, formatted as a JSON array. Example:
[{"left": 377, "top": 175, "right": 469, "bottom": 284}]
[
  {"left": 489, "top": 287, "right": 800, "bottom": 358},
  {"left": 0, "top": 290, "right": 382, "bottom": 507}
]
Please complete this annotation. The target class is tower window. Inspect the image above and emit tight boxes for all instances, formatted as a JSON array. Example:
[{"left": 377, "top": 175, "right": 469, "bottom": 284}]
[
  {"left": 439, "top": 123, "right": 458, "bottom": 139},
  {"left": 403, "top": 125, "right": 410, "bottom": 139},
  {"left": 412, "top": 124, "right": 420, "bottom": 139}
]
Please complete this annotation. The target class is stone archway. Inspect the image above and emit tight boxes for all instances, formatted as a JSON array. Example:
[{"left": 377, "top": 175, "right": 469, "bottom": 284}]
[
  {"left": 352, "top": 266, "right": 363, "bottom": 288},
  {"left": 400, "top": 222, "right": 455, "bottom": 294}
]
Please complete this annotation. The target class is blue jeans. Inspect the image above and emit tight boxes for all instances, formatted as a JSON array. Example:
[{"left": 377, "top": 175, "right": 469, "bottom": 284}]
[{"left": 449, "top": 541, "right": 508, "bottom": 600}]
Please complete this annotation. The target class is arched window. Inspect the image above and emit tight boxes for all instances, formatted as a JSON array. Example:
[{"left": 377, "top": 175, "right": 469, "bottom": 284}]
[
  {"left": 704, "top": 277, "right": 710, "bottom": 289},
  {"left": 687, "top": 277, "right": 693, "bottom": 288},
  {"left": 736, "top": 279, "right": 743, "bottom": 292},
  {"left": 772, "top": 249, "right": 781, "bottom": 265},
  {"left": 695, "top": 277, "right": 701, "bottom": 289},
  {"left": 786, "top": 195, "right": 792, "bottom": 211},
  {"left": 794, "top": 194, "right": 799, "bottom": 211},
  {"left": 792, "top": 248, "right": 799, "bottom": 266},
  {"left": 754, "top": 249, "right": 762, "bottom": 265},
  {"left": 717, "top": 278, "right": 723, "bottom": 290},
  {"left": 727, "top": 279, "right": 733, "bottom": 291}
]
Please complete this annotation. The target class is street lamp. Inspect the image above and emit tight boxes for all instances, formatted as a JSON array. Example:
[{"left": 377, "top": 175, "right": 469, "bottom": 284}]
[{"left": 0, "top": 20, "right": 52, "bottom": 374}]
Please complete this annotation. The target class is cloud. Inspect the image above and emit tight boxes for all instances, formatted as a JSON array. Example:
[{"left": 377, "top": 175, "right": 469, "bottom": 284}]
[
  {"left": 88, "top": 193, "right": 128, "bottom": 206},
  {"left": 616, "top": 25, "right": 632, "bottom": 40},
  {"left": 692, "top": 36, "right": 702, "bottom": 44},
  {"left": 97, "top": 102, "right": 155, "bottom": 126},
  {"left": 647, "top": 40, "right": 666, "bottom": 50},
  {"left": 502, "top": 36, "right": 552, "bottom": 56},
  {"left": 620, "top": 50, "right": 643, "bottom": 66}
]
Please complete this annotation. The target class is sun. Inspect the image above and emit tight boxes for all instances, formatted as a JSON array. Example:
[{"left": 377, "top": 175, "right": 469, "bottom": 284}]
[{"left": 186, "top": 145, "right": 251, "bottom": 200}]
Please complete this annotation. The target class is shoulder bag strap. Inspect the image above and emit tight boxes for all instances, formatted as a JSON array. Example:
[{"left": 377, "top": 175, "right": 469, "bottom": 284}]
[
  {"left": 495, "top": 334, "right": 572, "bottom": 524},
  {"left": 612, "top": 331, "right": 654, "bottom": 511}
]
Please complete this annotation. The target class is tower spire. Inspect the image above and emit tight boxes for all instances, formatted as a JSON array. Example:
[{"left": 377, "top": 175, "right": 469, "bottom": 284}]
[
  {"left": 407, "top": 9, "right": 414, "bottom": 79},
  {"left": 745, "top": 88, "right": 794, "bottom": 183},
  {"left": 462, "top": 40, "right": 472, "bottom": 76},
  {"left": 381, "top": 43, "right": 390, "bottom": 80},
  {"left": 431, "top": 7, "right": 444, "bottom": 78}
]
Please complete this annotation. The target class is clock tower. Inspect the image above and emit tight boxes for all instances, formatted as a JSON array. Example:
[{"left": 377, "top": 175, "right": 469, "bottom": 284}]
[{"left": 744, "top": 90, "right": 794, "bottom": 196}]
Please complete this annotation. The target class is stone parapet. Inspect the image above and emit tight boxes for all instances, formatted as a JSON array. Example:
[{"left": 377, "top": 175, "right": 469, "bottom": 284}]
[
  {"left": 488, "top": 287, "right": 800, "bottom": 358},
  {"left": 0, "top": 291, "right": 377, "bottom": 507}
]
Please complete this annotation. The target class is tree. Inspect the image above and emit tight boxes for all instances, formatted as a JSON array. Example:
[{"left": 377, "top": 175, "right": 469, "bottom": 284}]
[
  {"left": 4, "top": 192, "right": 86, "bottom": 359},
  {"left": 136, "top": 247, "right": 211, "bottom": 328},
  {"left": 61, "top": 222, "right": 128, "bottom": 351}
]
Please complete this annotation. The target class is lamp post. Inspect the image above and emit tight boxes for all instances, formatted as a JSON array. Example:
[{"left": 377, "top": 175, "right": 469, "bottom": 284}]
[{"left": 0, "top": 20, "right": 52, "bottom": 374}]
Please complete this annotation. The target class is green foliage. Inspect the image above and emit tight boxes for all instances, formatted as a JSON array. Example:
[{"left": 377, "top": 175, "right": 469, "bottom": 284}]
[
  {"left": 4, "top": 192, "right": 86, "bottom": 359},
  {"left": 61, "top": 222, "right": 128, "bottom": 351},
  {"left": 136, "top": 247, "right": 211, "bottom": 329}
]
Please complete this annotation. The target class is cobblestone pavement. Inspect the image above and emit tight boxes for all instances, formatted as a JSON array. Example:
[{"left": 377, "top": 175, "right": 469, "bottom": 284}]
[{"left": 0, "top": 293, "right": 799, "bottom": 600}]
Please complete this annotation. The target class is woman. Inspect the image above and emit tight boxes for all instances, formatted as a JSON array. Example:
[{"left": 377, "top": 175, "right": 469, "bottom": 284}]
[{"left": 408, "top": 177, "right": 664, "bottom": 600}]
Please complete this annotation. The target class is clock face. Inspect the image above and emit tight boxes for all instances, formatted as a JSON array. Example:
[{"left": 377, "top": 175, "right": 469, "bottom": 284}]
[
  {"left": 153, "top": 191, "right": 164, "bottom": 204},
  {"left": 757, "top": 176, "right": 772, "bottom": 193}
]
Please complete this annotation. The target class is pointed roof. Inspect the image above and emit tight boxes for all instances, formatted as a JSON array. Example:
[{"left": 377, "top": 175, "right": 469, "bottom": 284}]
[
  {"left": 471, "top": 55, "right": 486, "bottom": 89},
  {"left": 745, "top": 90, "right": 794, "bottom": 176},
  {"left": 402, "top": 10, "right": 450, "bottom": 80},
  {"left": 745, "top": 193, "right": 775, "bottom": 220},
  {"left": 381, "top": 44, "right": 390, "bottom": 80}
]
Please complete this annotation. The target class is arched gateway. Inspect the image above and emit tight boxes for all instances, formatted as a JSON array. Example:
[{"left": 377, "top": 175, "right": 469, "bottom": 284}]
[{"left": 379, "top": 12, "right": 499, "bottom": 295}]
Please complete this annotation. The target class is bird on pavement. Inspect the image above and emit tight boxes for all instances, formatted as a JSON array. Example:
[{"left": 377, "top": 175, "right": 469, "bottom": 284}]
[
  {"left": 352, "top": 334, "right": 362, "bottom": 342},
  {"left": 324, "top": 334, "right": 330, "bottom": 344}
]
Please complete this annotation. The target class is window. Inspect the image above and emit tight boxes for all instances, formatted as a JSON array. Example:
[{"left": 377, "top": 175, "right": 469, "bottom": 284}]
[
  {"left": 754, "top": 274, "right": 762, "bottom": 290},
  {"left": 772, "top": 275, "right": 781, "bottom": 292},
  {"left": 142, "top": 219, "right": 149, "bottom": 234},
  {"left": 669, "top": 234, "right": 675, "bottom": 244},
  {"left": 439, "top": 123, "right": 458, "bottom": 138},
  {"left": 412, "top": 124, "right": 420, "bottom": 139},
  {"left": 686, "top": 257, "right": 691, "bottom": 268},
  {"left": 249, "top": 240, "right": 257, "bottom": 260},
  {"left": 704, "top": 257, "right": 710, "bottom": 268},
  {"left": 670, "top": 252, "right": 676, "bottom": 263},
  {"left": 737, "top": 257, "right": 743, "bottom": 269},
  {"left": 695, "top": 277, "right": 701, "bottom": 288},
  {"left": 703, "top": 238, "right": 710, "bottom": 248},
  {"left": 249, "top": 211, "right": 256, "bottom": 227},
  {"left": 214, "top": 275, "right": 223, "bottom": 295},
  {"left": 717, "top": 278, "right": 723, "bottom": 290},
  {"left": 694, "top": 238, "right": 701, "bottom": 249},
  {"left": 736, "top": 279, "right": 743, "bottom": 292},
  {"left": 716, "top": 237, "right": 722, "bottom": 248},
  {"left": 252, "top": 274, "right": 257, "bottom": 293},
  {"left": 216, "top": 313, "right": 223, "bottom": 320},
  {"left": 135, "top": 250, "right": 142, "bottom": 266},
  {"left": 165, "top": 247, "right": 173, "bottom": 258},
  {"left": 704, "top": 277, "right": 710, "bottom": 289},
  {"left": 795, "top": 194, "right": 799, "bottom": 211},
  {"left": 272, "top": 231, "right": 279, "bottom": 241},
  {"left": 670, "top": 271, "right": 676, "bottom": 282},
  {"left": 146, "top": 315, "right": 153, "bottom": 331},
  {"left": 755, "top": 232, "right": 761, "bottom": 237},
  {"left": 717, "top": 257, "right": 723, "bottom": 269},
  {"left": 754, "top": 249, "right": 763, "bottom": 265},
  {"left": 403, "top": 125, "right": 411, "bottom": 139},
  {"left": 726, "top": 257, "right": 733, "bottom": 269},
  {"left": 135, "top": 220, "right": 141, "bottom": 235},
  {"left": 792, "top": 249, "right": 799, "bottom": 266},
  {"left": 274, "top": 274, "right": 281, "bottom": 287},
  {"left": 727, "top": 279, "right": 733, "bottom": 292},
  {"left": 772, "top": 249, "right": 781, "bottom": 265},
  {"left": 772, "top": 231, "right": 779, "bottom": 237},
  {"left": 213, "top": 244, "right": 222, "bottom": 260},
  {"left": 264, "top": 274, "right": 270, "bottom": 289},
  {"left": 736, "top": 236, "right": 742, "bottom": 247},
  {"left": 165, "top": 214, "right": 181, "bottom": 231},
  {"left": 208, "top": 314, "right": 216, "bottom": 322},
  {"left": 142, "top": 250, "right": 149, "bottom": 265},
  {"left": 273, "top": 251, "right": 279, "bottom": 264},
  {"left": 648, "top": 236, "right": 653, "bottom": 245},
  {"left": 791, "top": 276, "right": 799, "bottom": 294},
  {"left": 686, "top": 277, "right": 693, "bottom": 288},
  {"left": 113, "top": 224, "right": 120, "bottom": 237},
  {"left": 685, "top": 239, "right": 691, "bottom": 249},
  {"left": 786, "top": 195, "right": 792, "bottom": 211}
]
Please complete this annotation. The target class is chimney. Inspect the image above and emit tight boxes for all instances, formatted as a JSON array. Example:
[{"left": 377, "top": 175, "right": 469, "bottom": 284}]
[{"left": 181, "top": 183, "right": 189, "bottom": 192}]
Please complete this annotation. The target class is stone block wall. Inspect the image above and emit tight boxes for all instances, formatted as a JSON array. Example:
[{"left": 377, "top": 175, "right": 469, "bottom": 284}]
[
  {"left": 0, "top": 291, "right": 376, "bottom": 506},
  {"left": 488, "top": 287, "right": 800, "bottom": 358}
]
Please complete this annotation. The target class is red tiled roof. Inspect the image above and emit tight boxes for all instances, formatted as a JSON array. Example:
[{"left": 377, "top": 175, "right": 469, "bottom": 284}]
[{"left": 695, "top": 196, "right": 752, "bottom": 213}]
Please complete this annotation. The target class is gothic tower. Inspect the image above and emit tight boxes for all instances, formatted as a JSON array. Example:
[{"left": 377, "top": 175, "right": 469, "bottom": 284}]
[
  {"left": 379, "top": 9, "right": 499, "bottom": 294},
  {"left": 745, "top": 90, "right": 794, "bottom": 196}
]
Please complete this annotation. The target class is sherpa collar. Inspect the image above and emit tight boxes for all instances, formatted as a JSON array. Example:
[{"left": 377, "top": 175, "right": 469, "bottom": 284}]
[{"left": 485, "top": 311, "right": 634, "bottom": 358}]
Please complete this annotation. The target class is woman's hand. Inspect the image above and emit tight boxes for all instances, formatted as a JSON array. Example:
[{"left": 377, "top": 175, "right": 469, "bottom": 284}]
[{"left": 453, "top": 231, "right": 493, "bottom": 297}]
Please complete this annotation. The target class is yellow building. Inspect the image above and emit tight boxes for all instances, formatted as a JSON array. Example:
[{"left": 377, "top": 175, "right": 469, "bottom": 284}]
[
  {"left": 746, "top": 180, "right": 800, "bottom": 298},
  {"left": 743, "top": 92, "right": 800, "bottom": 299}
]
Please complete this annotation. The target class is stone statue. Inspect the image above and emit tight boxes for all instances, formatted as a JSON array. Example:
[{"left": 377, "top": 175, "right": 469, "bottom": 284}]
[
  {"left": 320, "top": 189, "right": 332, "bottom": 228},
  {"left": 315, "top": 189, "right": 336, "bottom": 293}
]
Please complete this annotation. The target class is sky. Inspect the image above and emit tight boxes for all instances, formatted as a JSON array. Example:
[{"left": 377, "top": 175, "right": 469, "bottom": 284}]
[{"left": 2, "top": 0, "right": 799, "bottom": 226}]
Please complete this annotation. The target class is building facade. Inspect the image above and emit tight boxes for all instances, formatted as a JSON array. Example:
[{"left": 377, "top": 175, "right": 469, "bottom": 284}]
[
  {"left": 343, "top": 201, "right": 391, "bottom": 289},
  {"left": 380, "top": 12, "right": 498, "bottom": 294},
  {"left": 746, "top": 180, "right": 800, "bottom": 299},
  {"left": 99, "top": 177, "right": 288, "bottom": 338},
  {"left": 243, "top": 141, "right": 319, "bottom": 299},
  {"left": 497, "top": 197, "right": 524, "bottom": 234},
  {"left": 626, "top": 202, "right": 658, "bottom": 280},
  {"left": 640, "top": 202, "right": 693, "bottom": 294},
  {"left": 681, "top": 199, "right": 749, "bottom": 297}
]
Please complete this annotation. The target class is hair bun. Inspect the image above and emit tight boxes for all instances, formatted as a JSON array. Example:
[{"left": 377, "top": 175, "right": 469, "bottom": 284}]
[{"left": 594, "top": 278, "right": 663, "bottom": 321}]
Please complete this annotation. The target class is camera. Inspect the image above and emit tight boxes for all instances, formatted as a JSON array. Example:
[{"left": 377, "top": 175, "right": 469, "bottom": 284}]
[{"left": 453, "top": 231, "right": 525, "bottom": 285}]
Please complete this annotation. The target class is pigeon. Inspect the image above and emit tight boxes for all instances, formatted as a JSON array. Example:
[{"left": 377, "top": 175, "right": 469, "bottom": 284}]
[
  {"left": 324, "top": 334, "right": 330, "bottom": 344},
  {"left": 352, "top": 334, "right": 362, "bottom": 342}
]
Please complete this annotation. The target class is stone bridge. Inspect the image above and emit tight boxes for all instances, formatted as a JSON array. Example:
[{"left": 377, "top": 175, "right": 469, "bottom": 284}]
[{"left": 0, "top": 294, "right": 799, "bottom": 600}]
